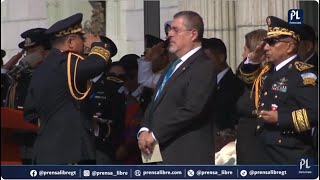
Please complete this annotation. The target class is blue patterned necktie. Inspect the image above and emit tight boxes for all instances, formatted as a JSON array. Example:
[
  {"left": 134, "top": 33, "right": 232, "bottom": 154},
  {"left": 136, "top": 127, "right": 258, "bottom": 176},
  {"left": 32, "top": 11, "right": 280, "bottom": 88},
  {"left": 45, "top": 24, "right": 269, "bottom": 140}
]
[{"left": 154, "top": 58, "right": 182, "bottom": 100}]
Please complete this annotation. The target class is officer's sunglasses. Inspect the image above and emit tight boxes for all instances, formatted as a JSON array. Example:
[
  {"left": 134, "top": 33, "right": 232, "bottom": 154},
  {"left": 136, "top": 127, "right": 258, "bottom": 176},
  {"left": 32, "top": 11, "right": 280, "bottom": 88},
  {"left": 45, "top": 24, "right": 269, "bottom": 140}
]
[{"left": 264, "top": 38, "right": 292, "bottom": 46}]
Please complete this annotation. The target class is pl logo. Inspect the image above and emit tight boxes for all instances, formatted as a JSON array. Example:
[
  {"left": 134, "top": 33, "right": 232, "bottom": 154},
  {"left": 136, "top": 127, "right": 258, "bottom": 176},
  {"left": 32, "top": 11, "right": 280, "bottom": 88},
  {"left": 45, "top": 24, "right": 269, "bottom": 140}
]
[
  {"left": 300, "top": 158, "right": 311, "bottom": 170},
  {"left": 298, "top": 158, "right": 313, "bottom": 174},
  {"left": 288, "top": 9, "right": 303, "bottom": 24}
]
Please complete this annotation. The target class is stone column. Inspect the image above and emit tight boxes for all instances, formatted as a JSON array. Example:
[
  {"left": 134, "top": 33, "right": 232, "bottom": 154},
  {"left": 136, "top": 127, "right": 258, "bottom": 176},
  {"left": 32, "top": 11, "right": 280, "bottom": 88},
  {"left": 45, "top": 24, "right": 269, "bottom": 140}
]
[
  {"left": 172, "top": 0, "right": 299, "bottom": 71},
  {"left": 235, "top": 0, "right": 299, "bottom": 69}
]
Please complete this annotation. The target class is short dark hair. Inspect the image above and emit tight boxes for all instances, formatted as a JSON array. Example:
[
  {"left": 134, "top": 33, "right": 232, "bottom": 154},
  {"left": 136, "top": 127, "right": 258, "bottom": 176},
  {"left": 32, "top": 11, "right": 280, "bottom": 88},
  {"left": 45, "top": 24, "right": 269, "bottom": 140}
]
[
  {"left": 174, "top": 11, "right": 204, "bottom": 40},
  {"left": 202, "top": 38, "right": 227, "bottom": 61}
]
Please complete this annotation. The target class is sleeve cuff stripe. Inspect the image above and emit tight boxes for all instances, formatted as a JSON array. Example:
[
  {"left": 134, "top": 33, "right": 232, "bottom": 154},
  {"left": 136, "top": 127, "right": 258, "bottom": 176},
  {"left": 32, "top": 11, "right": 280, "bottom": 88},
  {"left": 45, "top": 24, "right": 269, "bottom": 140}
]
[{"left": 292, "top": 109, "right": 310, "bottom": 132}]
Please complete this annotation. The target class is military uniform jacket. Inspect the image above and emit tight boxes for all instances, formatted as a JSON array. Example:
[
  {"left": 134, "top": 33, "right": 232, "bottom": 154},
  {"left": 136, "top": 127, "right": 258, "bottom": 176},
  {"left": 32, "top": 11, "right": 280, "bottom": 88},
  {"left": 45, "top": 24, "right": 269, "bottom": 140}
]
[
  {"left": 256, "top": 57, "right": 318, "bottom": 164},
  {"left": 23, "top": 46, "right": 108, "bottom": 164}
]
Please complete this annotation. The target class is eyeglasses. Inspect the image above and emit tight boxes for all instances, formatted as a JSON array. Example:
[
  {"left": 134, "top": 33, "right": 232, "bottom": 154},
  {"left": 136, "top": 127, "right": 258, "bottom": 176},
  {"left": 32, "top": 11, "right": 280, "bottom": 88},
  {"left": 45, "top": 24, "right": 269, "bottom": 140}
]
[
  {"left": 168, "top": 27, "right": 193, "bottom": 35},
  {"left": 264, "top": 38, "right": 292, "bottom": 46}
]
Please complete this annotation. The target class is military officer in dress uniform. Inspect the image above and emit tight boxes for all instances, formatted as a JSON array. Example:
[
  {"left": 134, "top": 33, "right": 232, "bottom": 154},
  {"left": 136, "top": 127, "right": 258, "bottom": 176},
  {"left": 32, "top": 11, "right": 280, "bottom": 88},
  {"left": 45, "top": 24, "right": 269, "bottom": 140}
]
[
  {"left": 23, "top": 13, "right": 113, "bottom": 164},
  {"left": 251, "top": 16, "right": 318, "bottom": 164},
  {"left": 2, "top": 28, "right": 49, "bottom": 108},
  {"left": 1, "top": 28, "right": 50, "bottom": 164},
  {"left": 87, "top": 37, "right": 126, "bottom": 164}
]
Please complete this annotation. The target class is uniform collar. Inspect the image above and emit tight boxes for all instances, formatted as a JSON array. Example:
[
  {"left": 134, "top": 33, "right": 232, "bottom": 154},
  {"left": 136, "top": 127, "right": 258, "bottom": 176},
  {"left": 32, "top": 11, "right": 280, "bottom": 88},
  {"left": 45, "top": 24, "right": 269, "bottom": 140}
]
[{"left": 275, "top": 54, "right": 297, "bottom": 71}]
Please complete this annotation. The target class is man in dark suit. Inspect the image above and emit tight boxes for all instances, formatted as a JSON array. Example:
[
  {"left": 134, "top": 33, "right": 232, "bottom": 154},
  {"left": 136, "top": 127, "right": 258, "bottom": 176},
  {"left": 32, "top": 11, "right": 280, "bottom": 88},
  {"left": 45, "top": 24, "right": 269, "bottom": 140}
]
[
  {"left": 138, "top": 11, "right": 217, "bottom": 164},
  {"left": 23, "top": 13, "right": 112, "bottom": 164},
  {"left": 251, "top": 16, "right": 318, "bottom": 164},
  {"left": 202, "top": 38, "right": 243, "bottom": 153},
  {"left": 295, "top": 23, "right": 318, "bottom": 73}
]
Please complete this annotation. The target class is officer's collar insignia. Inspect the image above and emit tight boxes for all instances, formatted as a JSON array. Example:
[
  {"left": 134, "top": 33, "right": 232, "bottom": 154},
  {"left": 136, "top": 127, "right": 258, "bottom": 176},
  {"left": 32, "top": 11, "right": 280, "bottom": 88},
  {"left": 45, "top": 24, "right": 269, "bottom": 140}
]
[
  {"left": 301, "top": 72, "right": 317, "bottom": 86},
  {"left": 294, "top": 61, "right": 314, "bottom": 71}
]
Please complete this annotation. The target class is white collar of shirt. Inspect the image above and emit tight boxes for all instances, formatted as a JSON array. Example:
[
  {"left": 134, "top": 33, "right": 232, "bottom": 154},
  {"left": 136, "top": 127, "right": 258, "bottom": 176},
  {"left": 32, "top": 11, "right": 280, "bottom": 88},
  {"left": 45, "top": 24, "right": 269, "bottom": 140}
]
[
  {"left": 131, "top": 85, "right": 144, "bottom": 99},
  {"left": 217, "top": 67, "right": 230, "bottom": 84},
  {"left": 275, "top": 54, "right": 297, "bottom": 71},
  {"left": 173, "top": 46, "right": 201, "bottom": 72},
  {"left": 304, "top": 52, "right": 315, "bottom": 62},
  {"left": 118, "top": 85, "right": 144, "bottom": 100}
]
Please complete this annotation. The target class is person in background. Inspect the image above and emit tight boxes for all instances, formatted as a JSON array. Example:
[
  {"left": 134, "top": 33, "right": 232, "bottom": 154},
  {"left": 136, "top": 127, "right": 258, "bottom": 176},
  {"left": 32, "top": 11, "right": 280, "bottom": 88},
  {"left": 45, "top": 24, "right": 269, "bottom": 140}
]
[
  {"left": 87, "top": 37, "right": 126, "bottom": 164},
  {"left": 235, "top": 29, "right": 268, "bottom": 164},
  {"left": 2, "top": 28, "right": 50, "bottom": 109},
  {"left": 23, "top": 13, "right": 113, "bottom": 164},
  {"left": 295, "top": 23, "right": 318, "bottom": 73},
  {"left": 138, "top": 34, "right": 168, "bottom": 89},
  {"left": 116, "top": 54, "right": 143, "bottom": 164},
  {"left": 202, "top": 38, "right": 243, "bottom": 155},
  {"left": 138, "top": 11, "right": 217, "bottom": 164}
]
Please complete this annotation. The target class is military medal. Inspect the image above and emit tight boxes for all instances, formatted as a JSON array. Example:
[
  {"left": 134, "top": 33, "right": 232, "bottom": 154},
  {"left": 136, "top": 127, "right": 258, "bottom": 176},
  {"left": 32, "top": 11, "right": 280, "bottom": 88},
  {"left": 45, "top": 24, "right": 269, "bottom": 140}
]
[{"left": 271, "top": 104, "right": 278, "bottom": 111}]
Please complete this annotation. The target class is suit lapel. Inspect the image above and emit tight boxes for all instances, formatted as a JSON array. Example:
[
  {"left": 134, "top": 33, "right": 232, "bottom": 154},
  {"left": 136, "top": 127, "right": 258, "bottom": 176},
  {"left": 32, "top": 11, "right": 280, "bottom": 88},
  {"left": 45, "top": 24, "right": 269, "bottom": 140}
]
[{"left": 150, "top": 49, "right": 205, "bottom": 112}]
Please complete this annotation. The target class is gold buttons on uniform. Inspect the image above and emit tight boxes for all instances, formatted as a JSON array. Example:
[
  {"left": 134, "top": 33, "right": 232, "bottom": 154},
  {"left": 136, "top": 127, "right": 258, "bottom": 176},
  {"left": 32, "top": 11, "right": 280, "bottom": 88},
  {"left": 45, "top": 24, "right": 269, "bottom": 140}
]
[
  {"left": 264, "top": 92, "right": 268, "bottom": 96},
  {"left": 278, "top": 139, "right": 282, "bottom": 143},
  {"left": 256, "top": 125, "right": 260, "bottom": 130},
  {"left": 274, "top": 95, "right": 278, "bottom": 98},
  {"left": 261, "top": 103, "right": 264, "bottom": 107}
]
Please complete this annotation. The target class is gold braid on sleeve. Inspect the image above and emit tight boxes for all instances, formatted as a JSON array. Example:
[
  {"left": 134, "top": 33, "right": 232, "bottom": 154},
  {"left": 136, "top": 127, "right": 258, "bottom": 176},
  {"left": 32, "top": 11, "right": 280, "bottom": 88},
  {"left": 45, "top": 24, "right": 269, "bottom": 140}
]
[
  {"left": 88, "top": 46, "right": 111, "bottom": 62},
  {"left": 67, "top": 52, "right": 92, "bottom": 100},
  {"left": 251, "top": 64, "right": 272, "bottom": 110}
]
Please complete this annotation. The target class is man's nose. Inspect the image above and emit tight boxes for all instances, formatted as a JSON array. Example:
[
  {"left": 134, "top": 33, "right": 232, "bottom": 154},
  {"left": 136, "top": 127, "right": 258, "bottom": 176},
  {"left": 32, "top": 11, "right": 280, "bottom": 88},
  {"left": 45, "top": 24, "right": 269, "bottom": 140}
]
[{"left": 264, "top": 43, "right": 270, "bottom": 51}]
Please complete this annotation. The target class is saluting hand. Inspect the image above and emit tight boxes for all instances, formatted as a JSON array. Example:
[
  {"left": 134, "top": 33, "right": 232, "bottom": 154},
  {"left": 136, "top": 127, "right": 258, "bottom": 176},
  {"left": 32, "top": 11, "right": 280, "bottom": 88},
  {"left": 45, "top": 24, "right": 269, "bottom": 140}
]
[
  {"left": 259, "top": 110, "right": 278, "bottom": 124},
  {"left": 84, "top": 33, "right": 101, "bottom": 48},
  {"left": 248, "top": 41, "right": 267, "bottom": 63},
  {"left": 3, "top": 50, "right": 25, "bottom": 70}
]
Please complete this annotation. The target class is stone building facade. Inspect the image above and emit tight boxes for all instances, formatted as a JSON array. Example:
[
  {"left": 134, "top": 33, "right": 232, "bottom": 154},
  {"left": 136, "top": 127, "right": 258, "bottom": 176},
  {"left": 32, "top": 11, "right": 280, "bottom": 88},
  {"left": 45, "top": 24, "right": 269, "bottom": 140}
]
[{"left": 1, "top": 0, "right": 317, "bottom": 70}]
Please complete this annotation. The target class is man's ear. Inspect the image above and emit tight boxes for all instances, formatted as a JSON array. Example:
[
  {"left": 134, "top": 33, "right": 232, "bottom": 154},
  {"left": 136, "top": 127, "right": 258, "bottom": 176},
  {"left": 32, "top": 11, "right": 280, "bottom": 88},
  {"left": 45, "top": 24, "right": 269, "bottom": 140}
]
[
  {"left": 66, "top": 36, "right": 74, "bottom": 50},
  {"left": 191, "top": 30, "right": 199, "bottom": 42},
  {"left": 287, "top": 42, "right": 296, "bottom": 54}
]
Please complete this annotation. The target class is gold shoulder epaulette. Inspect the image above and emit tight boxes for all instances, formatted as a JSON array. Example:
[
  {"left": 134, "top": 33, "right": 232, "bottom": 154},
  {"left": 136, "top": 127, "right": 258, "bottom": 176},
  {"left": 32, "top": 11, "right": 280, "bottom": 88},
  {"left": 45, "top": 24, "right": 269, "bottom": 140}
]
[
  {"left": 89, "top": 46, "right": 110, "bottom": 62},
  {"left": 294, "top": 61, "right": 314, "bottom": 71}
]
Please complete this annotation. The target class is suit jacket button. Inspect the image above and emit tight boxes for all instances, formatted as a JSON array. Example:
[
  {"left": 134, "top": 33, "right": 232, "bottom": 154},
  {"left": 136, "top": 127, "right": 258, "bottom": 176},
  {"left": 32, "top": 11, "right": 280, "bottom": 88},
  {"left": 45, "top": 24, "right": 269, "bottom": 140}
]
[
  {"left": 264, "top": 92, "right": 268, "bottom": 96},
  {"left": 274, "top": 95, "right": 278, "bottom": 98},
  {"left": 256, "top": 125, "right": 260, "bottom": 130},
  {"left": 278, "top": 139, "right": 282, "bottom": 144},
  {"left": 261, "top": 103, "right": 264, "bottom": 107}
]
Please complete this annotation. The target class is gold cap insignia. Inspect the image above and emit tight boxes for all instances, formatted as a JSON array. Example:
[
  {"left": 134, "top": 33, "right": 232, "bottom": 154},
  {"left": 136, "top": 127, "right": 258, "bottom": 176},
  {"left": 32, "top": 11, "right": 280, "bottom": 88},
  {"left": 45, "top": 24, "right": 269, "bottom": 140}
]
[
  {"left": 24, "top": 37, "right": 35, "bottom": 47},
  {"left": 266, "top": 17, "right": 271, "bottom": 26}
]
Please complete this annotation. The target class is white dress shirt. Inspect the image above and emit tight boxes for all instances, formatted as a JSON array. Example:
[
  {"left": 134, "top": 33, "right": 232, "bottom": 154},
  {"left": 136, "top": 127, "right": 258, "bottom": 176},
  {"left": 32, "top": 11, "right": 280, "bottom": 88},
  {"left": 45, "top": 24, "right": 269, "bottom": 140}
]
[{"left": 137, "top": 46, "right": 202, "bottom": 141}]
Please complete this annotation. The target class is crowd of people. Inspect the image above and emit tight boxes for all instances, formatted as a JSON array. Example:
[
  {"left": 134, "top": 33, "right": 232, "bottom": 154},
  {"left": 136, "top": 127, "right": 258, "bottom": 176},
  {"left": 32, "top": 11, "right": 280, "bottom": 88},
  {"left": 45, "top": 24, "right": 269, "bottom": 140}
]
[{"left": 1, "top": 10, "right": 318, "bottom": 165}]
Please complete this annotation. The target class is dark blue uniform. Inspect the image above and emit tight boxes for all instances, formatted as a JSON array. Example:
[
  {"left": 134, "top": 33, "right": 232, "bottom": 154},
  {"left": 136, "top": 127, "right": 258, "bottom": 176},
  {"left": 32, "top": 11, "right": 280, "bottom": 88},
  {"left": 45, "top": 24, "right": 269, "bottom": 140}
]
[
  {"left": 88, "top": 74, "right": 126, "bottom": 164},
  {"left": 256, "top": 59, "right": 318, "bottom": 164}
]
